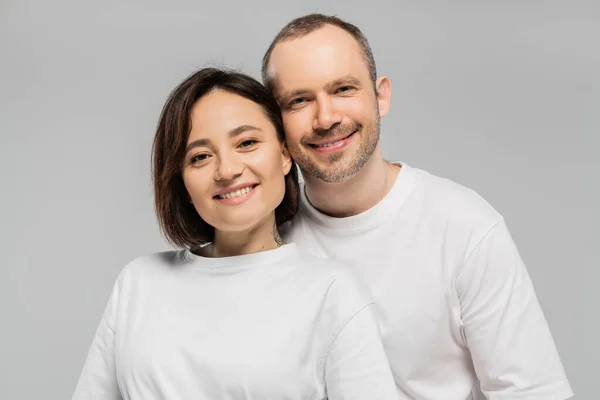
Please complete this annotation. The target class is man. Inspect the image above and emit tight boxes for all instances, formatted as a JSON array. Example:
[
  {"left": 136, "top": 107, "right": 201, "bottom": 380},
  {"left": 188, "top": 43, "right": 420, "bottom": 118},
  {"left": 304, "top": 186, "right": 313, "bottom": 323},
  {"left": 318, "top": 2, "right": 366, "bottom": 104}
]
[{"left": 262, "top": 14, "right": 572, "bottom": 400}]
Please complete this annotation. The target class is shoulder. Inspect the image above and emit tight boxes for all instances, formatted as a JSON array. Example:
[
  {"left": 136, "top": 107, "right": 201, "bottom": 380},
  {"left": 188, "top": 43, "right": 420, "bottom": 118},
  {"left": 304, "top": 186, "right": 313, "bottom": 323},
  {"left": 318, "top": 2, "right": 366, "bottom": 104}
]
[
  {"left": 290, "top": 250, "right": 357, "bottom": 277},
  {"left": 114, "top": 249, "right": 188, "bottom": 287},
  {"left": 303, "top": 258, "right": 375, "bottom": 338},
  {"left": 123, "top": 249, "right": 186, "bottom": 272},
  {"left": 98, "top": 250, "right": 187, "bottom": 323},
  {"left": 290, "top": 251, "right": 373, "bottom": 306},
  {"left": 415, "top": 166, "right": 501, "bottom": 221},
  {"left": 410, "top": 166, "right": 504, "bottom": 246}
]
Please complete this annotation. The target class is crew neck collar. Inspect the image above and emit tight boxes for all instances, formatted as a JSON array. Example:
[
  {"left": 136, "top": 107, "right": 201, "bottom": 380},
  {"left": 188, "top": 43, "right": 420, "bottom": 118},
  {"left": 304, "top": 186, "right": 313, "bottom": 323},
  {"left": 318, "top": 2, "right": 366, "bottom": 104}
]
[
  {"left": 299, "top": 163, "right": 420, "bottom": 233},
  {"left": 184, "top": 243, "right": 299, "bottom": 271}
]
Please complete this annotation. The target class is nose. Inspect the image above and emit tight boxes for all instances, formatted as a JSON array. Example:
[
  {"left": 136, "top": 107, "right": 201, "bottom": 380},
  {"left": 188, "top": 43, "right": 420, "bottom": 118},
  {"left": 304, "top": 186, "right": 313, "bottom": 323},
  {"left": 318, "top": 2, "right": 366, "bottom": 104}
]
[
  {"left": 214, "top": 151, "right": 244, "bottom": 181},
  {"left": 312, "top": 94, "right": 342, "bottom": 131}
]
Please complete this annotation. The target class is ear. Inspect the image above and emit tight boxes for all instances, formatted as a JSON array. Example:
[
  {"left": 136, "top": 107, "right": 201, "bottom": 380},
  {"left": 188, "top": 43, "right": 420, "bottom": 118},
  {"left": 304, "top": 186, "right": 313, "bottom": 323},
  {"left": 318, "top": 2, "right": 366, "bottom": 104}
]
[
  {"left": 281, "top": 143, "right": 292, "bottom": 175},
  {"left": 375, "top": 76, "right": 392, "bottom": 118}
]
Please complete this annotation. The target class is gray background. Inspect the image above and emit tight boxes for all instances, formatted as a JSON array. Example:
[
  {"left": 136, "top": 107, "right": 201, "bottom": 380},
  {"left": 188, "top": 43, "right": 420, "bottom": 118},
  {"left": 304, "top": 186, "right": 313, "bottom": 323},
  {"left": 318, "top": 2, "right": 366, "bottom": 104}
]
[{"left": 1, "top": 0, "right": 597, "bottom": 399}]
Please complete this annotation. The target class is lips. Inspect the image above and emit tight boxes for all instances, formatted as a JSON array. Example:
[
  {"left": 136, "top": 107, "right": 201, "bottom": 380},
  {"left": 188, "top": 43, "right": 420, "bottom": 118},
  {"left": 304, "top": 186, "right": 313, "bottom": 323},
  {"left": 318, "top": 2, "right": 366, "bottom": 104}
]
[
  {"left": 309, "top": 130, "right": 356, "bottom": 148},
  {"left": 213, "top": 184, "right": 258, "bottom": 200}
]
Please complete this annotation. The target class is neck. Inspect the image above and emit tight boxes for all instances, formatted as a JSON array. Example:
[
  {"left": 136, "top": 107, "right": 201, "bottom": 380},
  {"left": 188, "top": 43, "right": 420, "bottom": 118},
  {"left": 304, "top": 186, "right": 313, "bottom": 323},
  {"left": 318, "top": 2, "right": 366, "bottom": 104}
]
[
  {"left": 204, "top": 214, "right": 285, "bottom": 258},
  {"left": 303, "top": 146, "right": 400, "bottom": 217}
]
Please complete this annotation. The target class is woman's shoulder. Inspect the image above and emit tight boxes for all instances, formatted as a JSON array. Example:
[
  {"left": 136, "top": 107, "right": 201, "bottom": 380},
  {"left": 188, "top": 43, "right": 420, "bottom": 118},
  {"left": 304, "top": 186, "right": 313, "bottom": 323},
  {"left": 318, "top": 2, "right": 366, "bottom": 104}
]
[
  {"left": 127, "top": 249, "right": 187, "bottom": 268},
  {"left": 290, "top": 249, "right": 372, "bottom": 301},
  {"left": 288, "top": 250, "right": 374, "bottom": 332},
  {"left": 115, "top": 249, "right": 189, "bottom": 282}
]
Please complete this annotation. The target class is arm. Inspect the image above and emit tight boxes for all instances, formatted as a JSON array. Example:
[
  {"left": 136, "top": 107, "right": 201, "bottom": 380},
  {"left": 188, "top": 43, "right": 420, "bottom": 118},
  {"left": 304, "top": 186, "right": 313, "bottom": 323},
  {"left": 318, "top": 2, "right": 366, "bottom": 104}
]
[
  {"left": 456, "top": 219, "right": 572, "bottom": 399},
  {"left": 325, "top": 304, "right": 401, "bottom": 400}
]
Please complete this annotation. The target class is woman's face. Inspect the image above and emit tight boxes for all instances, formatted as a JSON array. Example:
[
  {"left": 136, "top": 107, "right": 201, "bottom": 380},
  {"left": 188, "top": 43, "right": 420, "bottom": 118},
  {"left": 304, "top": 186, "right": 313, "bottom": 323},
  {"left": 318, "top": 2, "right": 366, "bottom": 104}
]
[{"left": 182, "top": 90, "right": 292, "bottom": 233}]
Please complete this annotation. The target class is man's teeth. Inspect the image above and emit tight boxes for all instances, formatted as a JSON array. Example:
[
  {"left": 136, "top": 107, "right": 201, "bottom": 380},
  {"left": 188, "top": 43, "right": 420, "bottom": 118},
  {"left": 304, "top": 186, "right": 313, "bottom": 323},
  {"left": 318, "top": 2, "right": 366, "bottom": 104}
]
[
  {"left": 218, "top": 186, "right": 253, "bottom": 199},
  {"left": 315, "top": 139, "right": 343, "bottom": 148}
]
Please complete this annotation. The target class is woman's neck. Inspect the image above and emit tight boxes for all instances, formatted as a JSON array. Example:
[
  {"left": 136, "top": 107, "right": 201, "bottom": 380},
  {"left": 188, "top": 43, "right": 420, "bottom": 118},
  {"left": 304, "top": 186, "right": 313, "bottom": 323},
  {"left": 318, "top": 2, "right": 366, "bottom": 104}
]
[{"left": 201, "top": 214, "right": 285, "bottom": 258}]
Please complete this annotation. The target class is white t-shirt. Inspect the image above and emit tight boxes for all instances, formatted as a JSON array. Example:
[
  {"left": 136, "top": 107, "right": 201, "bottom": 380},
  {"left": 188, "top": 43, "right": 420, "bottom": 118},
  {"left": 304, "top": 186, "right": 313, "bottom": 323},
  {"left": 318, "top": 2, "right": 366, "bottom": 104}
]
[
  {"left": 282, "top": 164, "right": 573, "bottom": 400},
  {"left": 72, "top": 244, "right": 401, "bottom": 400}
]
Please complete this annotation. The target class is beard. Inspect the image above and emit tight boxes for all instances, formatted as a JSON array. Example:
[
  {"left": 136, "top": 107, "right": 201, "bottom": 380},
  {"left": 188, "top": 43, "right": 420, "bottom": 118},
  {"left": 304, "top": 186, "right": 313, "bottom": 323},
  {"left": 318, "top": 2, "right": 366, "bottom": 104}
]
[{"left": 289, "top": 113, "right": 381, "bottom": 184}]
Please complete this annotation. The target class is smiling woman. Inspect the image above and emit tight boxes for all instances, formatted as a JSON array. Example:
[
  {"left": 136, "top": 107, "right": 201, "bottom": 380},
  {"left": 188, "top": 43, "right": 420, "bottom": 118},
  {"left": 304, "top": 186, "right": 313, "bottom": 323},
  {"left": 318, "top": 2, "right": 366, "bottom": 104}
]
[
  {"left": 180, "top": 90, "right": 293, "bottom": 254},
  {"left": 70, "top": 68, "right": 402, "bottom": 400},
  {"left": 152, "top": 68, "right": 299, "bottom": 253}
]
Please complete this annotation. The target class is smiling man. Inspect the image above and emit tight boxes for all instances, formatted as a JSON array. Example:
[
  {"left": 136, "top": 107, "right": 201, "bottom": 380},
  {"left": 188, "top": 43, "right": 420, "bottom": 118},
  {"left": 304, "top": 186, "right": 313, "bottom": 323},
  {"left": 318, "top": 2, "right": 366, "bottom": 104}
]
[{"left": 262, "top": 14, "right": 573, "bottom": 400}]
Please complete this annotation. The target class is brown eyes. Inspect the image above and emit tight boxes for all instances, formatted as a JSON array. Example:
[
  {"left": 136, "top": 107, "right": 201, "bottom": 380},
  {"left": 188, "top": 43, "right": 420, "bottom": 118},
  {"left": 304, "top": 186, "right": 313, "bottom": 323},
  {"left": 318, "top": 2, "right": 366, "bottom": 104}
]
[
  {"left": 238, "top": 139, "right": 258, "bottom": 149},
  {"left": 190, "top": 153, "right": 209, "bottom": 165},
  {"left": 189, "top": 140, "right": 258, "bottom": 166}
]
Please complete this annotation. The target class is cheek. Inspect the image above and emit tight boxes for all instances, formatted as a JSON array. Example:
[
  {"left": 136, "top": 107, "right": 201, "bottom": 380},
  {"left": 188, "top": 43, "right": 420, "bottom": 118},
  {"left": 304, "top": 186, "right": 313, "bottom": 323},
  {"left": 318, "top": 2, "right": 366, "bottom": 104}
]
[
  {"left": 341, "top": 97, "right": 373, "bottom": 120},
  {"left": 283, "top": 113, "right": 310, "bottom": 143},
  {"left": 182, "top": 171, "right": 211, "bottom": 204},
  {"left": 250, "top": 147, "right": 286, "bottom": 177},
  {"left": 267, "top": 160, "right": 288, "bottom": 203},
  {"left": 245, "top": 147, "right": 288, "bottom": 196}
]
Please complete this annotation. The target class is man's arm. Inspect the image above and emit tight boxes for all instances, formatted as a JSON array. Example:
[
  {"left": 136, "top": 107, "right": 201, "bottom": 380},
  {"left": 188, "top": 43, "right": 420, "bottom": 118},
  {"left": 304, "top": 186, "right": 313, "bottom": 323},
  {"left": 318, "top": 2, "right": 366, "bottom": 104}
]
[{"left": 456, "top": 219, "right": 573, "bottom": 399}]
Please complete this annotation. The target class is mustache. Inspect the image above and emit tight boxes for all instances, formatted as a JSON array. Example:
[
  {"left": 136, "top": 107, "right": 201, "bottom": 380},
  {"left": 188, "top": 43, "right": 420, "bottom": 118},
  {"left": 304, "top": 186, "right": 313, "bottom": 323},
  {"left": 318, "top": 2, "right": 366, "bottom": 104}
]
[{"left": 301, "top": 122, "right": 361, "bottom": 145}]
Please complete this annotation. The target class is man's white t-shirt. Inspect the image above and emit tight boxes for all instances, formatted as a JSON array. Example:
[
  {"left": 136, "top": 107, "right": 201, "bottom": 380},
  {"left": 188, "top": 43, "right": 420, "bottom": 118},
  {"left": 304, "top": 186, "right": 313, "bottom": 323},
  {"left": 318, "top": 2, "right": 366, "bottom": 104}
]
[
  {"left": 72, "top": 244, "right": 401, "bottom": 400},
  {"left": 282, "top": 164, "right": 573, "bottom": 400}
]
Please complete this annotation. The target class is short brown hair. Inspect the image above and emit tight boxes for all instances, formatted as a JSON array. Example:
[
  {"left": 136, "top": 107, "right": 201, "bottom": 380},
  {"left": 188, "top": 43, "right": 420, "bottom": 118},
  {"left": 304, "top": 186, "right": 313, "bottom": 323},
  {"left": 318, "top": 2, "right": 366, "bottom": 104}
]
[
  {"left": 261, "top": 13, "right": 377, "bottom": 91},
  {"left": 152, "top": 68, "right": 299, "bottom": 249}
]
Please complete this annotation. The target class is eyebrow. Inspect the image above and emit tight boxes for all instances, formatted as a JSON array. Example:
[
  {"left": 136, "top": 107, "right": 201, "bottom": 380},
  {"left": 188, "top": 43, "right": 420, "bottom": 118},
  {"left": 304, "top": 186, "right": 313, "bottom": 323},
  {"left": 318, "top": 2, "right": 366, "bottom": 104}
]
[
  {"left": 185, "top": 125, "right": 262, "bottom": 153},
  {"left": 324, "top": 75, "right": 362, "bottom": 91},
  {"left": 277, "top": 75, "right": 362, "bottom": 103}
]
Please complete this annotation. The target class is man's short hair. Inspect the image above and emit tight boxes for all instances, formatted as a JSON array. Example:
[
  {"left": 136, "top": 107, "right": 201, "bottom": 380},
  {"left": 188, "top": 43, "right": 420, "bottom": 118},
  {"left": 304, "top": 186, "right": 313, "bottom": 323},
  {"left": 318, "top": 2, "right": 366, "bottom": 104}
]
[
  {"left": 152, "top": 68, "right": 299, "bottom": 249},
  {"left": 261, "top": 13, "right": 377, "bottom": 91}
]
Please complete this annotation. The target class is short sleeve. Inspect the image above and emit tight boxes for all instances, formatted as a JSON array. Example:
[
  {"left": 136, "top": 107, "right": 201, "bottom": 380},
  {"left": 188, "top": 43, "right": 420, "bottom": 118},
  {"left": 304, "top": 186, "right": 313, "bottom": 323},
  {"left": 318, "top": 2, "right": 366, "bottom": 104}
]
[
  {"left": 71, "top": 273, "right": 124, "bottom": 400},
  {"left": 456, "top": 220, "right": 573, "bottom": 399},
  {"left": 325, "top": 305, "right": 402, "bottom": 400},
  {"left": 320, "top": 267, "right": 401, "bottom": 400}
]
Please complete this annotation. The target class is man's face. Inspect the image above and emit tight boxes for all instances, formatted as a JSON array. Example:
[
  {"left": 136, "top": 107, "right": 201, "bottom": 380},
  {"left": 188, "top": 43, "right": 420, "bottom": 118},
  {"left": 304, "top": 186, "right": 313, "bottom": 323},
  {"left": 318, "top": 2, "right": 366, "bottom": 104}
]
[{"left": 267, "top": 25, "right": 389, "bottom": 183}]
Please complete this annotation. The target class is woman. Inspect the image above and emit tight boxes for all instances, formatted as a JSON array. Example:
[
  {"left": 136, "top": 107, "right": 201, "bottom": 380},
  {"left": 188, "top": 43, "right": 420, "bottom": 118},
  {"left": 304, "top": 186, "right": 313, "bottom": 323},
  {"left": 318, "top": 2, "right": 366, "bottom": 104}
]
[{"left": 72, "top": 68, "right": 400, "bottom": 399}]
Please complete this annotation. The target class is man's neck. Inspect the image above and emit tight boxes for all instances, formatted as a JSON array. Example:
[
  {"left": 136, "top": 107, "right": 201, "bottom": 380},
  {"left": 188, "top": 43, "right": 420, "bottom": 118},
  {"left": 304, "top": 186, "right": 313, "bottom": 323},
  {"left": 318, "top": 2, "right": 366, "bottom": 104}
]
[{"left": 303, "top": 149, "right": 401, "bottom": 218}]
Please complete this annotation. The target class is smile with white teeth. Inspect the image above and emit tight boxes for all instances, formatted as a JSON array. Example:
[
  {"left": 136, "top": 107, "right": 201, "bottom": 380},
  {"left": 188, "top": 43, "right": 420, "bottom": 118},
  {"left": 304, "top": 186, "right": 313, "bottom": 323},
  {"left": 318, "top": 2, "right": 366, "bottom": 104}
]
[
  {"left": 217, "top": 186, "right": 254, "bottom": 199},
  {"left": 314, "top": 139, "right": 344, "bottom": 148},
  {"left": 311, "top": 130, "right": 356, "bottom": 148}
]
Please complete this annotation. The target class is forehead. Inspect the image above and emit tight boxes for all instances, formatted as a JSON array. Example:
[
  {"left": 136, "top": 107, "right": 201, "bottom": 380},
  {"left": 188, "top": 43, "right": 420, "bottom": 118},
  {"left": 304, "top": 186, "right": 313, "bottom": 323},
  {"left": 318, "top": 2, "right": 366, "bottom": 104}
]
[
  {"left": 268, "top": 25, "right": 370, "bottom": 95},
  {"left": 190, "top": 91, "right": 267, "bottom": 134}
]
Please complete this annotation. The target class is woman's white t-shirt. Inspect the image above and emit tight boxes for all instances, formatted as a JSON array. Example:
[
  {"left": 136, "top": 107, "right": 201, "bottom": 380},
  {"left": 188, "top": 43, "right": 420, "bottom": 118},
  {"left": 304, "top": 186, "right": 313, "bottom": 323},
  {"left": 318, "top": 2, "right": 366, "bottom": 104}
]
[{"left": 72, "top": 244, "right": 400, "bottom": 400}]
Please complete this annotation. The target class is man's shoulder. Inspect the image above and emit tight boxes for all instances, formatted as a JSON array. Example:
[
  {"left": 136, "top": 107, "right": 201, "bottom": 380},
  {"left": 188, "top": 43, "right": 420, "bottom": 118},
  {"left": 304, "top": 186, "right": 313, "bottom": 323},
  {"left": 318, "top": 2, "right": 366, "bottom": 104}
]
[
  {"left": 409, "top": 165, "right": 504, "bottom": 229},
  {"left": 283, "top": 163, "right": 504, "bottom": 241}
]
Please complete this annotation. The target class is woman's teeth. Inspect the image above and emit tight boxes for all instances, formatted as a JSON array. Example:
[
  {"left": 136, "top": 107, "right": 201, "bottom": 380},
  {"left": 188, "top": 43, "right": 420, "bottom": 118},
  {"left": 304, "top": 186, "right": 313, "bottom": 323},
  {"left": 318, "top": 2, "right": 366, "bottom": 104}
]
[{"left": 218, "top": 186, "right": 253, "bottom": 199}]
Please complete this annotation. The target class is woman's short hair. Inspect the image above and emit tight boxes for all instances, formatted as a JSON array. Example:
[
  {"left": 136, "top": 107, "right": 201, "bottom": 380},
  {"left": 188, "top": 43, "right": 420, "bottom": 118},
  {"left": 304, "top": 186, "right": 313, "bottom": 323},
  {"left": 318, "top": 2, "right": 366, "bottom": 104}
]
[{"left": 152, "top": 68, "right": 299, "bottom": 249}]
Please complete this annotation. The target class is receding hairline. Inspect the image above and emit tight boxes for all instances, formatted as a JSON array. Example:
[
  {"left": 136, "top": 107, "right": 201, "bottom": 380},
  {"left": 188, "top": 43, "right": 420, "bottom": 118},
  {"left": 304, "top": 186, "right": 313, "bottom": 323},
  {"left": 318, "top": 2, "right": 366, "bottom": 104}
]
[{"left": 263, "top": 23, "right": 373, "bottom": 91}]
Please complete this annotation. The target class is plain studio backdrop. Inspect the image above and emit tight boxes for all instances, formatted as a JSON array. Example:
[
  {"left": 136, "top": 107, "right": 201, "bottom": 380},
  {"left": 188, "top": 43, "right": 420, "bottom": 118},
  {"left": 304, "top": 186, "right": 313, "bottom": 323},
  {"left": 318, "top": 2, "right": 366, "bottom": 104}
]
[{"left": 1, "top": 0, "right": 597, "bottom": 399}]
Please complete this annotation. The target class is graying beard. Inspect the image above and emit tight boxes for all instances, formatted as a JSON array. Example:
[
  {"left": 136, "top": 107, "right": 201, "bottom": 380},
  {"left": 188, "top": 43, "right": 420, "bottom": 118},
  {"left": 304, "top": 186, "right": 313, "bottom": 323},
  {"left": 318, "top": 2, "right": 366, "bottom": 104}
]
[{"left": 294, "top": 113, "right": 381, "bottom": 184}]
